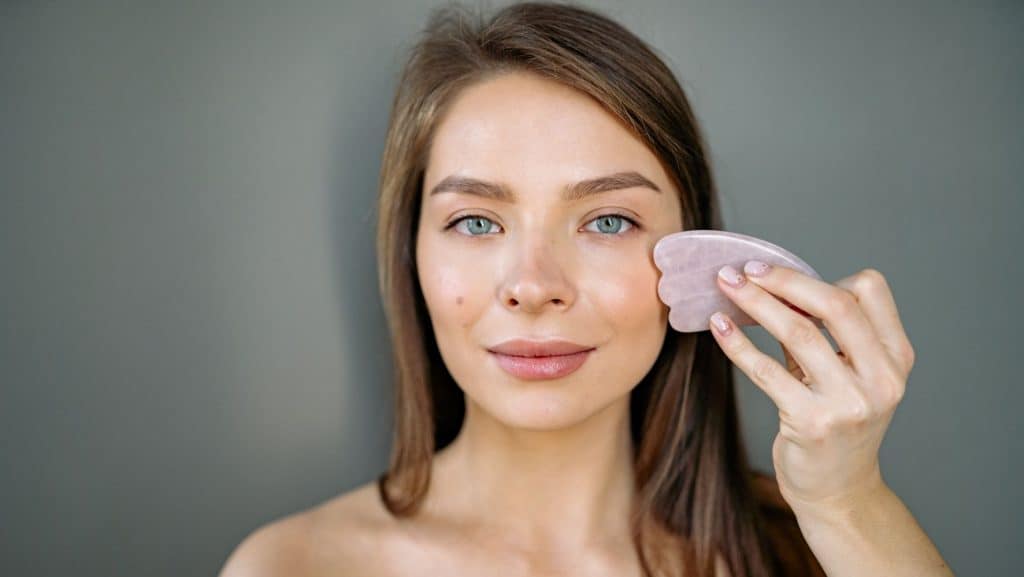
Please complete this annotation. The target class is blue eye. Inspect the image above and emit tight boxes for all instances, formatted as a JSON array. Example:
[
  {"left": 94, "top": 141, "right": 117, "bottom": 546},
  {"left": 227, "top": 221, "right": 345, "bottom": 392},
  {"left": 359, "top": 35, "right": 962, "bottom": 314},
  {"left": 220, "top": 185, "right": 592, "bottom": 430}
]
[
  {"left": 446, "top": 215, "right": 502, "bottom": 236},
  {"left": 583, "top": 213, "right": 637, "bottom": 235},
  {"left": 444, "top": 213, "right": 640, "bottom": 237}
]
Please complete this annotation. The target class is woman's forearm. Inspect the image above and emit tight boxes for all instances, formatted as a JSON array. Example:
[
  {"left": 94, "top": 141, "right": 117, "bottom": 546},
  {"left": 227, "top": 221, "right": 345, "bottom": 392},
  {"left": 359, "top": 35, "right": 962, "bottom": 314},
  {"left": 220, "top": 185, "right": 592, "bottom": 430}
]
[{"left": 790, "top": 481, "right": 955, "bottom": 577}]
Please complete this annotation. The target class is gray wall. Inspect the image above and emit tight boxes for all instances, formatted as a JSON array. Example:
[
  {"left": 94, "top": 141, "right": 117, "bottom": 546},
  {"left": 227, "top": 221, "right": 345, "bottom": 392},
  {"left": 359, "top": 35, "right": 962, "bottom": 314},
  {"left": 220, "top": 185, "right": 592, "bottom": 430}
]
[{"left": 1, "top": 1, "right": 1019, "bottom": 575}]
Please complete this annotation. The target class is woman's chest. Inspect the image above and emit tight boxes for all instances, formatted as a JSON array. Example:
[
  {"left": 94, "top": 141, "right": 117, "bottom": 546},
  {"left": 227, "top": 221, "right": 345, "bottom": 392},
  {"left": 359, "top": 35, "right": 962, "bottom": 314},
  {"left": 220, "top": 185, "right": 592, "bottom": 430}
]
[{"left": 308, "top": 527, "right": 646, "bottom": 577}]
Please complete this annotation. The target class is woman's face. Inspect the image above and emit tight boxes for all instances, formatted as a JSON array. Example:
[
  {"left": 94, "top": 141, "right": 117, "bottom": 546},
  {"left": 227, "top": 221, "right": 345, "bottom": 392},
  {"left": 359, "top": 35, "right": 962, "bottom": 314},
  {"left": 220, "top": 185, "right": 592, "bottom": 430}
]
[{"left": 416, "top": 71, "right": 684, "bottom": 431}]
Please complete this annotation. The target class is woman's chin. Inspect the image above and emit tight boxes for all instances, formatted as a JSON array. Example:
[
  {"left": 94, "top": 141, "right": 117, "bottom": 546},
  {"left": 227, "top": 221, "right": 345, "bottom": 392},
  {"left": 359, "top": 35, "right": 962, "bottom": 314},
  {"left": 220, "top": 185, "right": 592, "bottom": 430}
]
[{"left": 472, "top": 387, "right": 623, "bottom": 432}]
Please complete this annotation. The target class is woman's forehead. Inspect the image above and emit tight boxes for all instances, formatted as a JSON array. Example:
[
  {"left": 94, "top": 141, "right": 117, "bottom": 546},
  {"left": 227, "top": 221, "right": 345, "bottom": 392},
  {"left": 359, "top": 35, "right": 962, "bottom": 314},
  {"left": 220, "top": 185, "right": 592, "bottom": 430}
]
[
  {"left": 425, "top": 78, "right": 672, "bottom": 202},
  {"left": 429, "top": 74, "right": 651, "bottom": 167}
]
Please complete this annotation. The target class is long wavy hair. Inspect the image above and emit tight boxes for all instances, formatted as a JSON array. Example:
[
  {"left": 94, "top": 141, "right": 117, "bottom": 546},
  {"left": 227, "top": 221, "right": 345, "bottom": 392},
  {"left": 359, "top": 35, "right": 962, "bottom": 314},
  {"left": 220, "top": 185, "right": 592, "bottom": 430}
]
[{"left": 373, "top": 2, "right": 823, "bottom": 576}]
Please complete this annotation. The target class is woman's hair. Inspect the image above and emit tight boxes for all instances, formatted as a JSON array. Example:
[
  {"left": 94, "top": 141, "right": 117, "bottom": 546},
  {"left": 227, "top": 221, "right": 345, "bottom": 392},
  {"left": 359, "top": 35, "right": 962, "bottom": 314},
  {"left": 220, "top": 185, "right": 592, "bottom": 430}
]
[{"left": 373, "top": 2, "right": 823, "bottom": 576}]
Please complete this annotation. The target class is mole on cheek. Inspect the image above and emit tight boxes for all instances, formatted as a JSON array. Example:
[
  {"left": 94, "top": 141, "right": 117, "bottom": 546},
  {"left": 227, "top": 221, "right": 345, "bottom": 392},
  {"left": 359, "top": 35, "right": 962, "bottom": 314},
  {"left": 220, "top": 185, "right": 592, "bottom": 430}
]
[{"left": 456, "top": 296, "right": 463, "bottom": 306}]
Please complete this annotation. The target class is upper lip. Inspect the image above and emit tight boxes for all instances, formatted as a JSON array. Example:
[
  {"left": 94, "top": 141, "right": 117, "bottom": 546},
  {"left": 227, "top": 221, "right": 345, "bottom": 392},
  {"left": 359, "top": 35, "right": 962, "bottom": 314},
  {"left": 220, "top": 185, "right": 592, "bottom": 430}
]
[{"left": 487, "top": 338, "right": 596, "bottom": 357}]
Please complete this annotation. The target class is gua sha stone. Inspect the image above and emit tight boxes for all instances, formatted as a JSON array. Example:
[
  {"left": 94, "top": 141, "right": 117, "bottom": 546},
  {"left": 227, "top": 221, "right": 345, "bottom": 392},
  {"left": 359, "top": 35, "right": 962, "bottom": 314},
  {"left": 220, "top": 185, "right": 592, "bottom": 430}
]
[{"left": 653, "top": 230, "right": 825, "bottom": 333}]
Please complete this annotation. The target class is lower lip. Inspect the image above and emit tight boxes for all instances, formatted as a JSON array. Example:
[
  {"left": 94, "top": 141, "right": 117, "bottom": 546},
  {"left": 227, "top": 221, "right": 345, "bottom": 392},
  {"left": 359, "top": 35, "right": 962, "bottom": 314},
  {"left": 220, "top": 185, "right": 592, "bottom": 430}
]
[{"left": 489, "top": 349, "right": 594, "bottom": 380}]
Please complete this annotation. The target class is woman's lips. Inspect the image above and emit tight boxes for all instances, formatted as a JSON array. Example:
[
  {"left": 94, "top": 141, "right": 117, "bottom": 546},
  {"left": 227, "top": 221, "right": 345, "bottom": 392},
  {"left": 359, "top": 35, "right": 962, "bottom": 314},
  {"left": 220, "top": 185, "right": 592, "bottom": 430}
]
[{"left": 489, "top": 349, "right": 593, "bottom": 380}]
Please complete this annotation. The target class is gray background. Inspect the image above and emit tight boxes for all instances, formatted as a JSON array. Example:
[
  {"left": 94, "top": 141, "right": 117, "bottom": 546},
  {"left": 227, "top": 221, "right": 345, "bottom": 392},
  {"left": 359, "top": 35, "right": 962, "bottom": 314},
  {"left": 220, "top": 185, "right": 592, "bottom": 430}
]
[{"left": 1, "top": 1, "right": 1020, "bottom": 575}]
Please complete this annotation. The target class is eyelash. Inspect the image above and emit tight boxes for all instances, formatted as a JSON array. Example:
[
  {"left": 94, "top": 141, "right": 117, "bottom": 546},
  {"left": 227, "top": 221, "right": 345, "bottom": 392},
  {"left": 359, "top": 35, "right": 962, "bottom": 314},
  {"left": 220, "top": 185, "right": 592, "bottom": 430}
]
[{"left": 443, "top": 212, "right": 641, "bottom": 237}]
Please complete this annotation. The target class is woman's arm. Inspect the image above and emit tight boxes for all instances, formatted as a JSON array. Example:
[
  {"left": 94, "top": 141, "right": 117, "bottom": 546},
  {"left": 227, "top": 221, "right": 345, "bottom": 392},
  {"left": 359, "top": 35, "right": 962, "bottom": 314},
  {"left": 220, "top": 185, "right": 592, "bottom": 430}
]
[{"left": 789, "top": 478, "right": 954, "bottom": 577}]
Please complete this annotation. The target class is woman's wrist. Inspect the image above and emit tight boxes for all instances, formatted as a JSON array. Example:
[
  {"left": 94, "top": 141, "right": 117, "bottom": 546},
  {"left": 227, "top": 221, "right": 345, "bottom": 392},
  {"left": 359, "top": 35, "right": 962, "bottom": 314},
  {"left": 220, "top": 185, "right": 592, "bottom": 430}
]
[
  {"left": 787, "top": 480, "right": 955, "bottom": 577},
  {"left": 783, "top": 470, "right": 890, "bottom": 525}
]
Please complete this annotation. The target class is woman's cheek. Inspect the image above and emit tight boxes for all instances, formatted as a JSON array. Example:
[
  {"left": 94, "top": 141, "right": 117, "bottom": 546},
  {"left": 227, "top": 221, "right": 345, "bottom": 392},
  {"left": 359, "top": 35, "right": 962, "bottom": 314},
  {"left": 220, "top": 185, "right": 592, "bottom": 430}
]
[
  {"left": 582, "top": 243, "right": 659, "bottom": 318},
  {"left": 426, "top": 262, "right": 484, "bottom": 327}
]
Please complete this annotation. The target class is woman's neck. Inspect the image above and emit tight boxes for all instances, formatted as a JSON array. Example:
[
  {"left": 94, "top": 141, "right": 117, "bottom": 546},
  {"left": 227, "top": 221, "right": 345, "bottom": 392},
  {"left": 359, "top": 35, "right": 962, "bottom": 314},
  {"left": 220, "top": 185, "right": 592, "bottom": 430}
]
[{"left": 424, "top": 393, "right": 638, "bottom": 553}]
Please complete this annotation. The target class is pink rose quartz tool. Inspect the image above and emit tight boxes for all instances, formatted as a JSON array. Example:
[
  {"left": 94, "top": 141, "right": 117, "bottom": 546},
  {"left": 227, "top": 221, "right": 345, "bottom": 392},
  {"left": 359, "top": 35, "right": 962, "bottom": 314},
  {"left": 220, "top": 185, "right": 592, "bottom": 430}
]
[{"left": 653, "top": 230, "right": 826, "bottom": 333}]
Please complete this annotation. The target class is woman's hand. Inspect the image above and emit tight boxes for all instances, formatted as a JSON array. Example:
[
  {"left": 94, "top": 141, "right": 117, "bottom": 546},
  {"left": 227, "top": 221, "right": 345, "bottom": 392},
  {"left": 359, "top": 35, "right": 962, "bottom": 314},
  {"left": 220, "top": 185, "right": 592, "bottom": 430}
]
[{"left": 708, "top": 261, "right": 916, "bottom": 515}]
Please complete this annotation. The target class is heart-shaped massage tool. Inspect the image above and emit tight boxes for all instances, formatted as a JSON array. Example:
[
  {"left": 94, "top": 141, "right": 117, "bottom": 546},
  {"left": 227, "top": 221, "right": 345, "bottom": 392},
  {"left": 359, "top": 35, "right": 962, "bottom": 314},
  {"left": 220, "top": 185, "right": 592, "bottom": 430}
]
[{"left": 653, "top": 230, "right": 825, "bottom": 333}]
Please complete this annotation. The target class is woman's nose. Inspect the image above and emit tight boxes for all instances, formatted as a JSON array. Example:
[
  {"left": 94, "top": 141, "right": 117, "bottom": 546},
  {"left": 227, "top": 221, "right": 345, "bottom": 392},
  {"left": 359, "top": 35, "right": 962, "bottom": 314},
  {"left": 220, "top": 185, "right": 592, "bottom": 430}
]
[{"left": 497, "top": 237, "right": 576, "bottom": 313}]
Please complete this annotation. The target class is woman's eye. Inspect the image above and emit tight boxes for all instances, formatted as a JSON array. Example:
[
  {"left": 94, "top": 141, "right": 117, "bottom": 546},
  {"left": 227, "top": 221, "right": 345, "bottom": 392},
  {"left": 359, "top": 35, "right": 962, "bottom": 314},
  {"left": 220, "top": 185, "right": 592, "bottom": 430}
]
[
  {"left": 582, "top": 213, "right": 637, "bottom": 235},
  {"left": 445, "top": 213, "right": 639, "bottom": 237},
  {"left": 447, "top": 215, "right": 502, "bottom": 236}
]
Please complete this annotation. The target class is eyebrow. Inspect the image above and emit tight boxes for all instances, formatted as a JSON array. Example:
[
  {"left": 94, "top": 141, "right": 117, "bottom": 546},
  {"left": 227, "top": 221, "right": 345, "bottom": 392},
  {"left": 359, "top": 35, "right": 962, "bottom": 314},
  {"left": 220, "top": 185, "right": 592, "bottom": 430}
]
[{"left": 427, "top": 170, "right": 662, "bottom": 202}]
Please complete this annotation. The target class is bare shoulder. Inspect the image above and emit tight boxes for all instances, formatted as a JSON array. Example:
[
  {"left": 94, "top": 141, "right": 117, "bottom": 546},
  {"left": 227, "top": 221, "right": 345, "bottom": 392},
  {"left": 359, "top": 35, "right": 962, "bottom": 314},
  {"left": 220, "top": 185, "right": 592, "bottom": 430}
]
[
  {"left": 218, "top": 479, "right": 397, "bottom": 577},
  {"left": 641, "top": 513, "right": 732, "bottom": 577}
]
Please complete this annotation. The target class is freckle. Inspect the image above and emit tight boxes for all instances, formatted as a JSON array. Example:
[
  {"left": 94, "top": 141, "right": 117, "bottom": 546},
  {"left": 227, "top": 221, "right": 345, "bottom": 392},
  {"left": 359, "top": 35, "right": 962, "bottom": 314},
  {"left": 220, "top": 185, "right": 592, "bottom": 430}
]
[{"left": 456, "top": 296, "right": 463, "bottom": 306}]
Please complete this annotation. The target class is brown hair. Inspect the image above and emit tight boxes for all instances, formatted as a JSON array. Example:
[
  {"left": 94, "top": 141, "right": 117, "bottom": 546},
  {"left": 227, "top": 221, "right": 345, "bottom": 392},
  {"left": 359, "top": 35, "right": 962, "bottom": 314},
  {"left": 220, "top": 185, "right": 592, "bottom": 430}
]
[{"left": 373, "top": 2, "right": 823, "bottom": 576}]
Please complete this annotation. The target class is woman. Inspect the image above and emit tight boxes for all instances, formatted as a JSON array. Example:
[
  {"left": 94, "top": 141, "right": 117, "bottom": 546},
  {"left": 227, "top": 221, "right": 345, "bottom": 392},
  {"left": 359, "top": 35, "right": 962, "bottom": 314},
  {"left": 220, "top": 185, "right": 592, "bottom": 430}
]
[{"left": 221, "top": 2, "right": 953, "bottom": 576}]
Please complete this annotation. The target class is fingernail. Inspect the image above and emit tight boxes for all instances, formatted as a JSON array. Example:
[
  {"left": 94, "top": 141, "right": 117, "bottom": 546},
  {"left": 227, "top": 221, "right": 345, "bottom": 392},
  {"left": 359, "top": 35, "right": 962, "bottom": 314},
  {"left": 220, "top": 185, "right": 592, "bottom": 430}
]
[
  {"left": 744, "top": 260, "right": 770, "bottom": 277},
  {"left": 710, "top": 311, "right": 732, "bottom": 335},
  {"left": 718, "top": 265, "right": 746, "bottom": 288}
]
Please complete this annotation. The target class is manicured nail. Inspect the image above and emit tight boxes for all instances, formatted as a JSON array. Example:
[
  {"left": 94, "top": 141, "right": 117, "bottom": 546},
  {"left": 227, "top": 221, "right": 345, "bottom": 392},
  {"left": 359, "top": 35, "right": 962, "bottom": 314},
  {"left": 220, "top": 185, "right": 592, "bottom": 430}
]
[
  {"left": 710, "top": 311, "right": 732, "bottom": 335},
  {"left": 744, "top": 260, "right": 770, "bottom": 277},
  {"left": 718, "top": 265, "right": 746, "bottom": 288}
]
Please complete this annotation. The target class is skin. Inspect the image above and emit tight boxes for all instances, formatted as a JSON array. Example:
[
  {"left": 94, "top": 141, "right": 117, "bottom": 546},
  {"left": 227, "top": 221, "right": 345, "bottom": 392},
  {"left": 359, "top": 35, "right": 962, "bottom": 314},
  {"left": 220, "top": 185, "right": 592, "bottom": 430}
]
[{"left": 219, "top": 71, "right": 953, "bottom": 576}]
